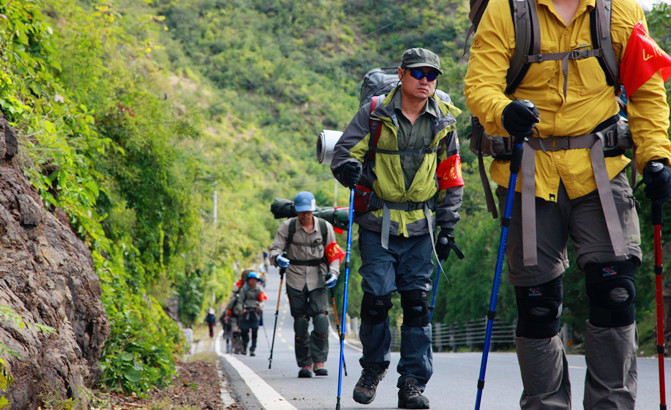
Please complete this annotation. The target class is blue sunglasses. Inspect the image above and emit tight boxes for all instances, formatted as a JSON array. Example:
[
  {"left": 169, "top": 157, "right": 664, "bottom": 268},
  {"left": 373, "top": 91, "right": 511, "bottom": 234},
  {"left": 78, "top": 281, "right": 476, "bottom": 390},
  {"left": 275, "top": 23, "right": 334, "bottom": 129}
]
[{"left": 408, "top": 68, "right": 439, "bottom": 81}]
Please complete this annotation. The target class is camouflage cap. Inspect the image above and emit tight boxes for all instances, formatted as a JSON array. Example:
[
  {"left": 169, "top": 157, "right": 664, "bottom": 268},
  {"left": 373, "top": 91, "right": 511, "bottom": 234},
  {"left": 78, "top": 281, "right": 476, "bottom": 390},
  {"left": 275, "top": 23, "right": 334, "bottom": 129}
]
[{"left": 400, "top": 47, "right": 443, "bottom": 74}]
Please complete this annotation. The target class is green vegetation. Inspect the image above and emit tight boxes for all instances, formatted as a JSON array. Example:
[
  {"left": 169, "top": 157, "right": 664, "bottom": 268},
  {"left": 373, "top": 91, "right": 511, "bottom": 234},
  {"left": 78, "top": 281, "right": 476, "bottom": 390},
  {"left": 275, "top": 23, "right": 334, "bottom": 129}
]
[{"left": 0, "top": 0, "right": 669, "bottom": 399}]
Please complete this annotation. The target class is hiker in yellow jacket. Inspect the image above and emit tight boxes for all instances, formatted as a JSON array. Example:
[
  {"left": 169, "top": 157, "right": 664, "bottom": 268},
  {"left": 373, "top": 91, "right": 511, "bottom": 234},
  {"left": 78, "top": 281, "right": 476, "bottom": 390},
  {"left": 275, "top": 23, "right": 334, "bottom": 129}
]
[{"left": 465, "top": 0, "right": 671, "bottom": 407}]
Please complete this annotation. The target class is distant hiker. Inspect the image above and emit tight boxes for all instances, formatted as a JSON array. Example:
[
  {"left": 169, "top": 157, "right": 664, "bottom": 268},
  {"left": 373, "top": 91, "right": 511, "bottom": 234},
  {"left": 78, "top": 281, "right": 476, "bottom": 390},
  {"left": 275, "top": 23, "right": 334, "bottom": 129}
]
[
  {"left": 219, "top": 308, "right": 233, "bottom": 353},
  {"left": 205, "top": 308, "right": 217, "bottom": 338},
  {"left": 330, "top": 47, "right": 464, "bottom": 409},
  {"left": 235, "top": 271, "right": 267, "bottom": 356},
  {"left": 464, "top": 0, "right": 671, "bottom": 406},
  {"left": 269, "top": 190, "right": 344, "bottom": 378},
  {"left": 224, "top": 269, "right": 252, "bottom": 354}
]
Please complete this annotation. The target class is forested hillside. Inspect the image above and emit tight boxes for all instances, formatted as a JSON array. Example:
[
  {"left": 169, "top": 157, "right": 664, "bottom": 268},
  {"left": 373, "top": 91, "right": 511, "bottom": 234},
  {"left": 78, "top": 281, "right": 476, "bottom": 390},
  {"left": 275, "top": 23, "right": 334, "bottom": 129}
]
[{"left": 1, "top": 0, "right": 670, "bottom": 402}]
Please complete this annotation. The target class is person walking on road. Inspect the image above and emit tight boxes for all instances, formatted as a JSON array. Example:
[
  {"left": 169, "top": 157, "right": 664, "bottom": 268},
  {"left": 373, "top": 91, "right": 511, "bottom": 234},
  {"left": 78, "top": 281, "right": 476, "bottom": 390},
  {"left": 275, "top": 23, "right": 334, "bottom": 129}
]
[
  {"left": 330, "top": 47, "right": 464, "bottom": 409},
  {"left": 205, "top": 308, "right": 217, "bottom": 338},
  {"left": 464, "top": 0, "right": 671, "bottom": 407},
  {"left": 269, "top": 190, "right": 344, "bottom": 378},
  {"left": 224, "top": 269, "right": 253, "bottom": 354},
  {"left": 235, "top": 271, "right": 267, "bottom": 356}
]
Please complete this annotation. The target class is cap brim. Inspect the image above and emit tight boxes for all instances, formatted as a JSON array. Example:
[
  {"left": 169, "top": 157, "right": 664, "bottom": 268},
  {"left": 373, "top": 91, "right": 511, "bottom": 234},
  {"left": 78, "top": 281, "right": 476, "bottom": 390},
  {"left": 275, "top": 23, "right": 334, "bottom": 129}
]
[
  {"left": 404, "top": 63, "right": 443, "bottom": 75},
  {"left": 295, "top": 206, "right": 315, "bottom": 212}
]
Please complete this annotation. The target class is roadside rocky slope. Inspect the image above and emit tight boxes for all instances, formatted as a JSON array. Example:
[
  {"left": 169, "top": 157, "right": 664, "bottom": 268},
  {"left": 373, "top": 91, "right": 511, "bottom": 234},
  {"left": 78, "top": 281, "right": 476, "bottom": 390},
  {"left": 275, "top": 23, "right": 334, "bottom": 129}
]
[{"left": 0, "top": 117, "right": 110, "bottom": 408}]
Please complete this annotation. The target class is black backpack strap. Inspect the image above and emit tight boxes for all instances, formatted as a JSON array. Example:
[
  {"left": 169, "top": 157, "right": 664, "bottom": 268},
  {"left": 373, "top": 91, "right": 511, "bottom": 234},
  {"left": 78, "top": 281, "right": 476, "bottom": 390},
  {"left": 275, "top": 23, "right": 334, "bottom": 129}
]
[
  {"left": 464, "top": 0, "right": 490, "bottom": 55},
  {"left": 471, "top": 117, "right": 499, "bottom": 218},
  {"left": 592, "top": 0, "right": 619, "bottom": 88},
  {"left": 506, "top": 0, "right": 539, "bottom": 94},
  {"left": 370, "top": 146, "right": 442, "bottom": 156},
  {"left": 286, "top": 217, "right": 297, "bottom": 251},
  {"left": 318, "top": 218, "right": 328, "bottom": 246}
]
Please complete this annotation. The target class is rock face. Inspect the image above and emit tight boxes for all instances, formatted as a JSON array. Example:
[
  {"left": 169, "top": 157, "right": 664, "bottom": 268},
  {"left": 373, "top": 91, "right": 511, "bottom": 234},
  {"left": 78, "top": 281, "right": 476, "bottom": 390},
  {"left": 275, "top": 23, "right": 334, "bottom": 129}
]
[{"left": 0, "top": 118, "right": 110, "bottom": 409}]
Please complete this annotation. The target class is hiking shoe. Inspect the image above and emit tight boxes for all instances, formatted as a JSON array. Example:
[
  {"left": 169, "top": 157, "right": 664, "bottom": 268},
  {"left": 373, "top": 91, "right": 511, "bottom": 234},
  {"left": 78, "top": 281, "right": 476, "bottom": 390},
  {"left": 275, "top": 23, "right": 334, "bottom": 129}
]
[
  {"left": 313, "top": 362, "right": 328, "bottom": 376},
  {"left": 353, "top": 364, "right": 387, "bottom": 404},
  {"left": 398, "top": 377, "right": 429, "bottom": 409},
  {"left": 298, "top": 365, "right": 313, "bottom": 378},
  {"left": 249, "top": 351, "right": 256, "bottom": 357}
]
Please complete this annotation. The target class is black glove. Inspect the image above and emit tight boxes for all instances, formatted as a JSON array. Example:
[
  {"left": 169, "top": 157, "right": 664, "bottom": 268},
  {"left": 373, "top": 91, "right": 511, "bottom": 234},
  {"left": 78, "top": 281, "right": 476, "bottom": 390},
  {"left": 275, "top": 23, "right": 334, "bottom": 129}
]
[
  {"left": 502, "top": 100, "right": 540, "bottom": 140},
  {"left": 643, "top": 160, "right": 671, "bottom": 204},
  {"left": 436, "top": 229, "right": 454, "bottom": 260},
  {"left": 336, "top": 161, "right": 362, "bottom": 188}
]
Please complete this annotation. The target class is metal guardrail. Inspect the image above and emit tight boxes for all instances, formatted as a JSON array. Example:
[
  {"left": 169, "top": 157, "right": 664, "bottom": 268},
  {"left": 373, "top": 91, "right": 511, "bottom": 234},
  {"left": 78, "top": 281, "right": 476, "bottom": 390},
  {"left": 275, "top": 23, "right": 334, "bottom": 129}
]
[
  {"left": 389, "top": 318, "right": 516, "bottom": 352},
  {"left": 334, "top": 312, "right": 517, "bottom": 353}
]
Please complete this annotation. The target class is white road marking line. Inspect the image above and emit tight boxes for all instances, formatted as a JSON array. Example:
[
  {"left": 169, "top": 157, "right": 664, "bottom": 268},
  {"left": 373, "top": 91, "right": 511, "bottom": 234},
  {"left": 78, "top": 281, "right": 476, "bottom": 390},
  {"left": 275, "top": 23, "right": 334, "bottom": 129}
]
[{"left": 215, "top": 331, "right": 297, "bottom": 410}]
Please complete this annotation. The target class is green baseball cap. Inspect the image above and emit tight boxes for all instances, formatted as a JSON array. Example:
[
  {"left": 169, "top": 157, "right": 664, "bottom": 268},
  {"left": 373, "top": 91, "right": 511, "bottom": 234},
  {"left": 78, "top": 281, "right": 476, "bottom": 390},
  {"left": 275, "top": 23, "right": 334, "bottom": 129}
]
[{"left": 400, "top": 48, "right": 443, "bottom": 75}]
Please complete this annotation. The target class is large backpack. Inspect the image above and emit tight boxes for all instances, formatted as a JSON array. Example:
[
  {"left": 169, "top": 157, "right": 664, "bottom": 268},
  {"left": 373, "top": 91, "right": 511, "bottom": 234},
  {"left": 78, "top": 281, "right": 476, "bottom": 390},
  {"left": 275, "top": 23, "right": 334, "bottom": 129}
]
[{"left": 359, "top": 67, "right": 399, "bottom": 108}]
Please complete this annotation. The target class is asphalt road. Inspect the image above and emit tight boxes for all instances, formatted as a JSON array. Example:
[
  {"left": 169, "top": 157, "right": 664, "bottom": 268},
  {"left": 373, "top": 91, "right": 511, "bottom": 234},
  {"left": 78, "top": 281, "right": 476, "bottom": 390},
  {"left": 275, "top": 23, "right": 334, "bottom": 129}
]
[{"left": 217, "top": 266, "right": 671, "bottom": 409}]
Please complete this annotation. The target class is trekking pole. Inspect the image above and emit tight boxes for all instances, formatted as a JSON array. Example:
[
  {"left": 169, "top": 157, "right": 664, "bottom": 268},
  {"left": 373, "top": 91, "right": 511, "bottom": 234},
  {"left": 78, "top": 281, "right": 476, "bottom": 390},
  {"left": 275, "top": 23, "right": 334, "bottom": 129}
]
[
  {"left": 653, "top": 200, "right": 667, "bottom": 410},
  {"left": 260, "top": 311, "right": 272, "bottom": 351},
  {"left": 336, "top": 189, "right": 355, "bottom": 410},
  {"left": 429, "top": 240, "right": 465, "bottom": 322},
  {"left": 268, "top": 267, "right": 285, "bottom": 369},
  {"left": 330, "top": 287, "right": 347, "bottom": 376},
  {"left": 474, "top": 138, "right": 524, "bottom": 410}
]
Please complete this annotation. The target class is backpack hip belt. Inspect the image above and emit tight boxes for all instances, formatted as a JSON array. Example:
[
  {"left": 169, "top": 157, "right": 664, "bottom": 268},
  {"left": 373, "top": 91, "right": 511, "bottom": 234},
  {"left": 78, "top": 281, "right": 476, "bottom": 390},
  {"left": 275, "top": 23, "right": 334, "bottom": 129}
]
[
  {"left": 289, "top": 259, "right": 323, "bottom": 267},
  {"left": 367, "top": 191, "right": 437, "bottom": 250},
  {"left": 520, "top": 121, "right": 630, "bottom": 266},
  {"left": 368, "top": 192, "right": 437, "bottom": 213}
]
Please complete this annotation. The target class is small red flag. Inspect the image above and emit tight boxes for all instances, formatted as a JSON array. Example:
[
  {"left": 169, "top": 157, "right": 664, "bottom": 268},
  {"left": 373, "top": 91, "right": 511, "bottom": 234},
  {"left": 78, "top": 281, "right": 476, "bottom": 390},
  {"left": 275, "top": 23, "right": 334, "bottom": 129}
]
[
  {"left": 325, "top": 241, "right": 345, "bottom": 264},
  {"left": 620, "top": 22, "right": 671, "bottom": 98},
  {"left": 437, "top": 154, "right": 464, "bottom": 190}
]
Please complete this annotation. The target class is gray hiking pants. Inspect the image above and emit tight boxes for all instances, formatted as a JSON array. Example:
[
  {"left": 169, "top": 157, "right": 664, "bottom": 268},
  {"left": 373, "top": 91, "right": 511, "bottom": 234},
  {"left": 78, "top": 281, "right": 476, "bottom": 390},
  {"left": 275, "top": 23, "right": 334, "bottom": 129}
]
[
  {"left": 499, "top": 174, "right": 639, "bottom": 409},
  {"left": 516, "top": 323, "right": 637, "bottom": 409},
  {"left": 286, "top": 284, "right": 329, "bottom": 367}
]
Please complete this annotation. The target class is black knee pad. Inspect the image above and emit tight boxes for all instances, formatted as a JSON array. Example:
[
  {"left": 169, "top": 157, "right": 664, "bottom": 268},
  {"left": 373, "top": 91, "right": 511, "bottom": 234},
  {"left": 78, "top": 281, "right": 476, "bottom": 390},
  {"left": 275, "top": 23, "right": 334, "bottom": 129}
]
[
  {"left": 585, "top": 259, "right": 636, "bottom": 327},
  {"left": 515, "top": 276, "right": 563, "bottom": 339},
  {"left": 361, "top": 292, "right": 392, "bottom": 325},
  {"left": 312, "top": 311, "right": 329, "bottom": 337},
  {"left": 294, "top": 315, "right": 310, "bottom": 340},
  {"left": 400, "top": 290, "right": 430, "bottom": 327}
]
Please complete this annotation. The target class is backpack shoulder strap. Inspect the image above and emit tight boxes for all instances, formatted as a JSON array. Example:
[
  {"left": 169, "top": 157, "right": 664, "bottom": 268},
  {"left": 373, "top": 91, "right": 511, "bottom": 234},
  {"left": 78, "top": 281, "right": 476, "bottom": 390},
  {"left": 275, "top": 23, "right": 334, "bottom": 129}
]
[
  {"left": 591, "top": 0, "right": 619, "bottom": 87},
  {"left": 505, "top": 0, "right": 540, "bottom": 94},
  {"left": 286, "top": 217, "right": 298, "bottom": 250},
  {"left": 317, "top": 218, "right": 328, "bottom": 245},
  {"left": 367, "top": 95, "right": 384, "bottom": 161}
]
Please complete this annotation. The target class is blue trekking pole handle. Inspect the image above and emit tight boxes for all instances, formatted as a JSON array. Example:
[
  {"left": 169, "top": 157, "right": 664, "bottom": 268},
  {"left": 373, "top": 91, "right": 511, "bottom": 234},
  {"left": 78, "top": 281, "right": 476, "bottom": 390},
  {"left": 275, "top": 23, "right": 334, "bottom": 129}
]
[
  {"left": 475, "top": 140, "right": 523, "bottom": 410},
  {"left": 336, "top": 187, "right": 355, "bottom": 410}
]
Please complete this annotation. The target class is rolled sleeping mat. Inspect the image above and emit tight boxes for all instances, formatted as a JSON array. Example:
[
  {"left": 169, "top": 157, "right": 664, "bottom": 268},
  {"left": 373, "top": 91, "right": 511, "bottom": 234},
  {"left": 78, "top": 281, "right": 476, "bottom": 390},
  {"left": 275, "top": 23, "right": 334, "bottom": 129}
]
[{"left": 316, "top": 129, "right": 343, "bottom": 165}]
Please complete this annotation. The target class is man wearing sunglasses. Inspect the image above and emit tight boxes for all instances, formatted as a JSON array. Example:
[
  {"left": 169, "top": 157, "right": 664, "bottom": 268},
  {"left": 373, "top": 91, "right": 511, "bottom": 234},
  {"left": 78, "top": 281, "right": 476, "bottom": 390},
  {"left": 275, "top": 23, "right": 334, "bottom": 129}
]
[{"left": 331, "top": 48, "right": 464, "bottom": 409}]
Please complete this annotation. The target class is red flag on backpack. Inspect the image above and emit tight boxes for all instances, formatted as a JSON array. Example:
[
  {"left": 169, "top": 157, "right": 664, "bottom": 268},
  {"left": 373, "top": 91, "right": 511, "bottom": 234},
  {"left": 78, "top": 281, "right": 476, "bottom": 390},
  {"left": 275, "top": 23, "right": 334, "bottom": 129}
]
[{"left": 620, "top": 22, "right": 671, "bottom": 98}]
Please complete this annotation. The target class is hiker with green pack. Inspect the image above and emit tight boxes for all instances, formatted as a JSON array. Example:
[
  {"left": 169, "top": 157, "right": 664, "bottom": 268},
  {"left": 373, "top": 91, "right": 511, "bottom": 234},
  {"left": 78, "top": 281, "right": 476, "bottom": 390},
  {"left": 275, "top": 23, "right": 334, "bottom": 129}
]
[
  {"left": 464, "top": 0, "right": 671, "bottom": 406},
  {"left": 268, "top": 191, "right": 344, "bottom": 378},
  {"left": 331, "top": 47, "right": 464, "bottom": 409}
]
